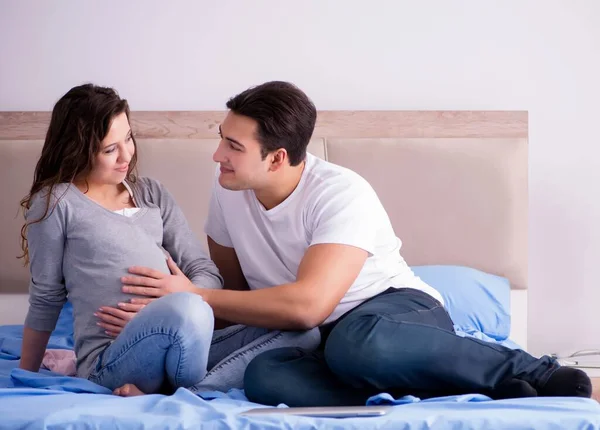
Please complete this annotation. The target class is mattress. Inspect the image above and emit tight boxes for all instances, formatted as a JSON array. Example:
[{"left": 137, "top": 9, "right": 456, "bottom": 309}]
[{"left": 1, "top": 304, "right": 598, "bottom": 430}]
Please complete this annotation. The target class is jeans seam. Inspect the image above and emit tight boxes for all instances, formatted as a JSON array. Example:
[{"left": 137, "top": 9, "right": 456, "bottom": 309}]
[
  {"left": 534, "top": 362, "right": 560, "bottom": 388},
  {"left": 370, "top": 304, "right": 442, "bottom": 318},
  {"left": 211, "top": 325, "right": 248, "bottom": 345},
  {"left": 376, "top": 315, "right": 549, "bottom": 387},
  {"left": 203, "top": 331, "right": 285, "bottom": 378},
  {"left": 91, "top": 331, "right": 184, "bottom": 386}
]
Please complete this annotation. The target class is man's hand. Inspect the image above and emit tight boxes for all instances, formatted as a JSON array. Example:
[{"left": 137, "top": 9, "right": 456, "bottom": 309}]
[{"left": 121, "top": 256, "right": 197, "bottom": 300}]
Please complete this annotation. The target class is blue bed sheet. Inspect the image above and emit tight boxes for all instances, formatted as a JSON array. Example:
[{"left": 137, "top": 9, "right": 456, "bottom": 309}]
[{"left": 1, "top": 304, "right": 599, "bottom": 430}]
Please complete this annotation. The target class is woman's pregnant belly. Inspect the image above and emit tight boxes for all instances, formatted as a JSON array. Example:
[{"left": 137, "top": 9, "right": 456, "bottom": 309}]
[
  {"left": 66, "top": 240, "right": 171, "bottom": 309},
  {"left": 65, "top": 238, "right": 172, "bottom": 373}
]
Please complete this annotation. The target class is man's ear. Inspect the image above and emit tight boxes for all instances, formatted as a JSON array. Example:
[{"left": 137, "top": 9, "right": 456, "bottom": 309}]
[{"left": 268, "top": 148, "right": 288, "bottom": 172}]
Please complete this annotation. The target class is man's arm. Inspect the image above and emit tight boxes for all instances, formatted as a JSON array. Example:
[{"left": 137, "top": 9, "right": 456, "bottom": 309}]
[
  {"left": 207, "top": 236, "right": 248, "bottom": 329},
  {"left": 121, "top": 242, "right": 368, "bottom": 329},
  {"left": 207, "top": 236, "right": 249, "bottom": 291},
  {"left": 200, "top": 242, "right": 368, "bottom": 330},
  {"left": 198, "top": 179, "right": 376, "bottom": 330}
]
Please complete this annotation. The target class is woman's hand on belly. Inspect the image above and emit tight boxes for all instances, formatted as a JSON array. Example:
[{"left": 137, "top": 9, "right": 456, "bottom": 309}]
[{"left": 95, "top": 302, "right": 147, "bottom": 337}]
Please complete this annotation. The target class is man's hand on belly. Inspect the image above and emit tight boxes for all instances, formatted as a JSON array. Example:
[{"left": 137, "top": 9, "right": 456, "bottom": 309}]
[{"left": 121, "top": 256, "right": 196, "bottom": 300}]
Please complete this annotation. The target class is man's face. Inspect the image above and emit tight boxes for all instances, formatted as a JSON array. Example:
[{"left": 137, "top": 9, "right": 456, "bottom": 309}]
[{"left": 212, "top": 112, "right": 272, "bottom": 191}]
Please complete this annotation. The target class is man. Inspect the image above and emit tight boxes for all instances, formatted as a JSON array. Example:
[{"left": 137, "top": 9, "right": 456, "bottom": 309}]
[{"left": 105, "top": 81, "right": 591, "bottom": 405}]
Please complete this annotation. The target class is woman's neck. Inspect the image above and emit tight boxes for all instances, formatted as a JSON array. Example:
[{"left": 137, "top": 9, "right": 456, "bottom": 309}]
[{"left": 74, "top": 180, "right": 134, "bottom": 210}]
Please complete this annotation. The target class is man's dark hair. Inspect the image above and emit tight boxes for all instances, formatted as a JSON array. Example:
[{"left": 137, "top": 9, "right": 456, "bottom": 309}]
[{"left": 226, "top": 81, "right": 317, "bottom": 166}]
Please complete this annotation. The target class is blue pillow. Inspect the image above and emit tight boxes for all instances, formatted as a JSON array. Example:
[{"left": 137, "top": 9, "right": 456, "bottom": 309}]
[{"left": 410, "top": 265, "right": 511, "bottom": 341}]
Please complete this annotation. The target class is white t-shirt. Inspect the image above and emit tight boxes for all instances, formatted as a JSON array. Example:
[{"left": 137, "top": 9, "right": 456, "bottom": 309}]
[{"left": 204, "top": 153, "right": 443, "bottom": 324}]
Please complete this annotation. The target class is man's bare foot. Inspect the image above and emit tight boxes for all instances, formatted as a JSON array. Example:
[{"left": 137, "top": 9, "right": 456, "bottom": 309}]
[{"left": 113, "top": 383, "right": 146, "bottom": 397}]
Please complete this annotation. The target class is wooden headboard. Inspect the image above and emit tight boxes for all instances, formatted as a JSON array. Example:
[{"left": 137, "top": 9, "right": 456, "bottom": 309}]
[
  {"left": 1, "top": 111, "right": 526, "bottom": 140},
  {"left": 0, "top": 111, "right": 528, "bottom": 295}
]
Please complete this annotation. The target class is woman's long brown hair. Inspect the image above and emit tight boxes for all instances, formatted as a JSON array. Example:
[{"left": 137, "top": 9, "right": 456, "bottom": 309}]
[{"left": 19, "top": 83, "right": 138, "bottom": 265}]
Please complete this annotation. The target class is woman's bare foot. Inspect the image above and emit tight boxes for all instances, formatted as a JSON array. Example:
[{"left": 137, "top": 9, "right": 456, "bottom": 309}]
[{"left": 113, "top": 383, "right": 146, "bottom": 397}]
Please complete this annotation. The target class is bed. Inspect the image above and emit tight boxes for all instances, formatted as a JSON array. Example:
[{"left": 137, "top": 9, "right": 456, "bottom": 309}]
[{"left": 0, "top": 110, "right": 598, "bottom": 429}]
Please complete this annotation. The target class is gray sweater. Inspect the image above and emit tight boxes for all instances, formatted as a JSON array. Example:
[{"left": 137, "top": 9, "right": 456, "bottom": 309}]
[{"left": 24, "top": 177, "right": 223, "bottom": 378}]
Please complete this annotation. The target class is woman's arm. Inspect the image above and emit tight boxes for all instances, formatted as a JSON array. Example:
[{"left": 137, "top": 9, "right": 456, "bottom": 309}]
[
  {"left": 144, "top": 178, "right": 224, "bottom": 290},
  {"left": 20, "top": 328, "right": 52, "bottom": 371},
  {"left": 20, "top": 192, "right": 68, "bottom": 372}
]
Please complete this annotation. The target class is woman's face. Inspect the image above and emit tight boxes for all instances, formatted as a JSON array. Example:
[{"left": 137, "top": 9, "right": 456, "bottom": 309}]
[{"left": 88, "top": 112, "right": 135, "bottom": 186}]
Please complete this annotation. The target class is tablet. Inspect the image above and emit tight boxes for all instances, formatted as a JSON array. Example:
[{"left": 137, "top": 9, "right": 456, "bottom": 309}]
[{"left": 239, "top": 405, "right": 392, "bottom": 418}]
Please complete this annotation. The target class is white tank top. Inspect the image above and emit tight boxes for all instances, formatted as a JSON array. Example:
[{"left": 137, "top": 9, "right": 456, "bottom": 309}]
[{"left": 113, "top": 181, "right": 140, "bottom": 217}]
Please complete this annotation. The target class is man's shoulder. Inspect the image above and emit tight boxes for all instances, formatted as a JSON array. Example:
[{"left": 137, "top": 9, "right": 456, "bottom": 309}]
[
  {"left": 304, "top": 155, "right": 373, "bottom": 197},
  {"left": 300, "top": 156, "right": 384, "bottom": 228}
]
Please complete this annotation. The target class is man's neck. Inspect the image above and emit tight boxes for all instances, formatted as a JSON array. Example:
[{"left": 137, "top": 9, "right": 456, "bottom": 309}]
[{"left": 254, "top": 160, "right": 306, "bottom": 211}]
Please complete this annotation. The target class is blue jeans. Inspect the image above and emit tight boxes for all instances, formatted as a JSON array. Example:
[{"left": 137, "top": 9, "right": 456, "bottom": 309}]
[
  {"left": 190, "top": 323, "right": 321, "bottom": 393},
  {"left": 244, "top": 288, "right": 560, "bottom": 407},
  {"left": 88, "top": 292, "right": 214, "bottom": 393},
  {"left": 88, "top": 292, "right": 321, "bottom": 393}
]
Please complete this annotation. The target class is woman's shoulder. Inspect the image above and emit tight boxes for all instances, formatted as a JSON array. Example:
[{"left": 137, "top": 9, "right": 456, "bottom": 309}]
[
  {"left": 129, "top": 176, "right": 173, "bottom": 205},
  {"left": 132, "top": 176, "right": 161, "bottom": 190},
  {"left": 130, "top": 176, "right": 162, "bottom": 194},
  {"left": 26, "top": 183, "right": 73, "bottom": 220}
]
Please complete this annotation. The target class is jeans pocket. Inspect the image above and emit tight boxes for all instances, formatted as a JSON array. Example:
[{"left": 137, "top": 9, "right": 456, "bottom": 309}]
[{"left": 432, "top": 305, "right": 455, "bottom": 332}]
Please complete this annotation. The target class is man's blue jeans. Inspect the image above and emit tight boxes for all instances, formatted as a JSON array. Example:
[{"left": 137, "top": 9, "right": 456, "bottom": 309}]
[
  {"left": 88, "top": 292, "right": 321, "bottom": 393},
  {"left": 244, "top": 288, "right": 560, "bottom": 406}
]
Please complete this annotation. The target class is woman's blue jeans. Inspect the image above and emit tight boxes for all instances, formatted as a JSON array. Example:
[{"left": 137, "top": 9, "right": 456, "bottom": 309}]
[{"left": 88, "top": 292, "right": 321, "bottom": 394}]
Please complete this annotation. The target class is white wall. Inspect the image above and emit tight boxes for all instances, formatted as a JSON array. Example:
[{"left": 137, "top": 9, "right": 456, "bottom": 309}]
[{"left": 1, "top": 0, "right": 599, "bottom": 356}]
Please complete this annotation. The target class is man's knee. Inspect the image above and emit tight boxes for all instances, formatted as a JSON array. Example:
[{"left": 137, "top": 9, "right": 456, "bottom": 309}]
[
  {"left": 275, "top": 327, "right": 321, "bottom": 351},
  {"left": 244, "top": 348, "right": 303, "bottom": 405},
  {"left": 244, "top": 349, "right": 280, "bottom": 404},
  {"left": 324, "top": 314, "right": 383, "bottom": 384}
]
